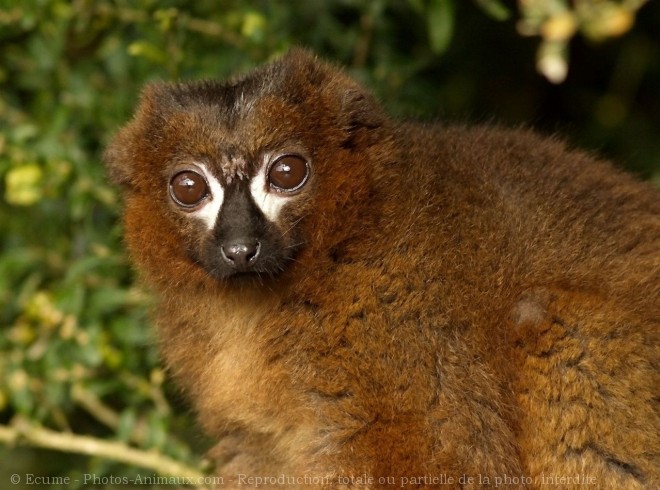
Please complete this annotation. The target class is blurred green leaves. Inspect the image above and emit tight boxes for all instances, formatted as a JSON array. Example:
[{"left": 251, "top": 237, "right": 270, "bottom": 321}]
[
  {"left": 517, "top": 0, "right": 651, "bottom": 82},
  {"left": 0, "top": 1, "right": 214, "bottom": 483},
  {"left": 409, "top": 0, "right": 455, "bottom": 55},
  {"left": 476, "top": 0, "right": 512, "bottom": 21}
]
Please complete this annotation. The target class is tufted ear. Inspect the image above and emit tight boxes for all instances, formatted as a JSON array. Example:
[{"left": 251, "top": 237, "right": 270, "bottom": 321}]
[
  {"left": 103, "top": 131, "right": 132, "bottom": 187},
  {"left": 103, "top": 112, "right": 146, "bottom": 189},
  {"left": 333, "top": 83, "right": 387, "bottom": 150},
  {"left": 258, "top": 48, "right": 389, "bottom": 147},
  {"left": 103, "top": 82, "right": 174, "bottom": 188},
  {"left": 277, "top": 48, "right": 387, "bottom": 130},
  {"left": 340, "top": 87, "right": 386, "bottom": 132}
]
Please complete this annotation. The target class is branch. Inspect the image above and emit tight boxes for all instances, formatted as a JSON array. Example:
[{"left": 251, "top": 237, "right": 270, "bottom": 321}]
[
  {"left": 71, "top": 384, "right": 147, "bottom": 446},
  {"left": 71, "top": 385, "right": 122, "bottom": 430},
  {"left": 0, "top": 419, "right": 209, "bottom": 488}
]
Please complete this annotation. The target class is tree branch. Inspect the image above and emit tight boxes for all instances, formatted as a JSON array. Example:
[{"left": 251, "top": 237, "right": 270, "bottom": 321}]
[{"left": 0, "top": 419, "right": 209, "bottom": 488}]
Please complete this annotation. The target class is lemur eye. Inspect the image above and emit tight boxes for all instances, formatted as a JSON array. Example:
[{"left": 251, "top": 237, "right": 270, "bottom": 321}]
[
  {"left": 169, "top": 170, "right": 209, "bottom": 207},
  {"left": 268, "top": 155, "right": 309, "bottom": 192}
]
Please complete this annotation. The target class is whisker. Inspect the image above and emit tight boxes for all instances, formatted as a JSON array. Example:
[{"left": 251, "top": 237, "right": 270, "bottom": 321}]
[
  {"left": 284, "top": 241, "right": 306, "bottom": 250},
  {"left": 280, "top": 215, "right": 308, "bottom": 239}
]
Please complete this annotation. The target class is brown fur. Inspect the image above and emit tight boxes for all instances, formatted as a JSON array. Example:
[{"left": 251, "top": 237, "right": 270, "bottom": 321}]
[{"left": 105, "top": 49, "right": 659, "bottom": 488}]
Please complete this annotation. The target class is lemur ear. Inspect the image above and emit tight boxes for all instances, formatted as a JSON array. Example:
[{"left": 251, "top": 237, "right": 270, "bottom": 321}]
[
  {"left": 340, "top": 88, "right": 386, "bottom": 132},
  {"left": 103, "top": 83, "right": 176, "bottom": 188},
  {"left": 271, "top": 48, "right": 387, "bottom": 147},
  {"left": 103, "top": 133, "right": 132, "bottom": 187},
  {"left": 104, "top": 113, "right": 147, "bottom": 188},
  {"left": 335, "top": 85, "right": 387, "bottom": 149}
]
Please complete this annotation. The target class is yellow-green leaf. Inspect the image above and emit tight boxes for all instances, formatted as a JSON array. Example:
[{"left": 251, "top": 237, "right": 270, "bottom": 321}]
[
  {"left": 5, "top": 164, "right": 43, "bottom": 206},
  {"left": 427, "top": 0, "right": 454, "bottom": 55}
]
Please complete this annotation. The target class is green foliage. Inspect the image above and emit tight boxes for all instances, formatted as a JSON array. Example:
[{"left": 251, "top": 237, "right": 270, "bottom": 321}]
[
  {"left": 517, "top": 0, "right": 651, "bottom": 82},
  {"left": 0, "top": 0, "right": 658, "bottom": 486}
]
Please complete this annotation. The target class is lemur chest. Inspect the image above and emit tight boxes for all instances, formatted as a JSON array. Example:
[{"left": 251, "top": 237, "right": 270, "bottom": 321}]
[{"left": 178, "top": 294, "right": 314, "bottom": 437}]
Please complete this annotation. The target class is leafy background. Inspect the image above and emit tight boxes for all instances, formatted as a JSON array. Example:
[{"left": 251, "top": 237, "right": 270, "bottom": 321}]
[{"left": 1, "top": 1, "right": 658, "bottom": 488}]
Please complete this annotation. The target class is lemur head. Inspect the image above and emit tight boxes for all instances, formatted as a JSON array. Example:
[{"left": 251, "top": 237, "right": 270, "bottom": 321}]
[{"left": 105, "top": 49, "right": 391, "bottom": 290}]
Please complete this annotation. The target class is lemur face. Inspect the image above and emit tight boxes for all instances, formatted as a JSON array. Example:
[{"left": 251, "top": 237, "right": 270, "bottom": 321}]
[
  {"left": 136, "top": 86, "right": 322, "bottom": 283},
  {"left": 104, "top": 50, "right": 387, "bottom": 288},
  {"left": 166, "top": 149, "right": 311, "bottom": 280}
]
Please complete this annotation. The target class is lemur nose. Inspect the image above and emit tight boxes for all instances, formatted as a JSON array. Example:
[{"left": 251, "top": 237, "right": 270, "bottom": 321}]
[{"left": 221, "top": 240, "right": 261, "bottom": 269}]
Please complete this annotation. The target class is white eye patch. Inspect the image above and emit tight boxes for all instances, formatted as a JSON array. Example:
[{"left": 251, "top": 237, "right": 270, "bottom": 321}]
[
  {"left": 190, "top": 164, "right": 224, "bottom": 230},
  {"left": 183, "top": 156, "right": 302, "bottom": 229},
  {"left": 249, "top": 156, "right": 289, "bottom": 223}
]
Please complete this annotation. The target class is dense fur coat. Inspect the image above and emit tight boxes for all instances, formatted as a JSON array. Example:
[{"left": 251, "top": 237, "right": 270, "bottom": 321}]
[{"left": 105, "top": 50, "right": 659, "bottom": 489}]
